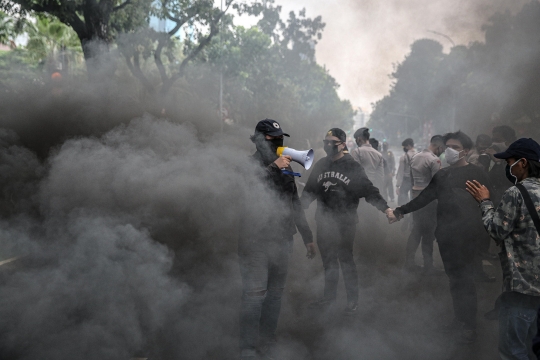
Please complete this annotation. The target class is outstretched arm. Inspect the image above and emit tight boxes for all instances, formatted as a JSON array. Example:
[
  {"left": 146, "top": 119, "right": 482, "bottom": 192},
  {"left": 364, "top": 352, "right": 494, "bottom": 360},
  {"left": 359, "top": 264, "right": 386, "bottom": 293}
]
[{"left": 394, "top": 174, "right": 438, "bottom": 218}]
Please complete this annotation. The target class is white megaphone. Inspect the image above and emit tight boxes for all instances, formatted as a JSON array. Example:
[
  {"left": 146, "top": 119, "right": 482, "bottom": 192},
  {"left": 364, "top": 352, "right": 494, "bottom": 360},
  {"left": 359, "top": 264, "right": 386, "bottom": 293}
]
[{"left": 276, "top": 147, "right": 315, "bottom": 170}]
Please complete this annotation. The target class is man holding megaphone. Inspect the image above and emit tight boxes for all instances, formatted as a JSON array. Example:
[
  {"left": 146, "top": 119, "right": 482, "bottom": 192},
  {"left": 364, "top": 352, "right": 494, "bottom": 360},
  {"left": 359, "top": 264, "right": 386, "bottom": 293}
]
[{"left": 238, "top": 119, "right": 316, "bottom": 360}]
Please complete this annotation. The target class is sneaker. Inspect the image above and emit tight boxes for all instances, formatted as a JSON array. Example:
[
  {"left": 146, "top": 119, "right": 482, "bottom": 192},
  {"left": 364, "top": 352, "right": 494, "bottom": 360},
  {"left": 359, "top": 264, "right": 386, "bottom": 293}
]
[
  {"left": 343, "top": 301, "right": 358, "bottom": 316},
  {"left": 475, "top": 272, "right": 496, "bottom": 283},
  {"left": 308, "top": 298, "right": 335, "bottom": 309},
  {"left": 438, "top": 319, "right": 463, "bottom": 333},
  {"left": 457, "top": 329, "right": 477, "bottom": 344}
]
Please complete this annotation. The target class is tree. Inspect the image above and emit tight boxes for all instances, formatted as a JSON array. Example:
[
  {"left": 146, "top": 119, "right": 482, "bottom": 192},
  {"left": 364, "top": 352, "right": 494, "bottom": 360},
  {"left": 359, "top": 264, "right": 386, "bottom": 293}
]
[
  {"left": 25, "top": 15, "right": 83, "bottom": 72},
  {"left": 370, "top": 1, "right": 540, "bottom": 142},
  {"left": 0, "top": 0, "right": 152, "bottom": 74},
  {"left": 117, "top": 0, "right": 233, "bottom": 95}
]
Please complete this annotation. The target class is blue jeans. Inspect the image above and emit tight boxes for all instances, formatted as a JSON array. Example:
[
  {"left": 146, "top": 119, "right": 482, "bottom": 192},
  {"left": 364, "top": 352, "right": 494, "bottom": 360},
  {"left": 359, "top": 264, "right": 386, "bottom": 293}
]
[
  {"left": 238, "top": 241, "right": 290, "bottom": 357},
  {"left": 499, "top": 295, "right": 538, "bottom": 360}
]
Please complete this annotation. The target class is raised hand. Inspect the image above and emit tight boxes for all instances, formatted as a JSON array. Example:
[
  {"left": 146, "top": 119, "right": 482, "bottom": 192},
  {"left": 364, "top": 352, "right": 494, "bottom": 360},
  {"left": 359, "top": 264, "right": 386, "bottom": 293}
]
[{"left": 466, "top": 180, "right": 491, "bottom": 203}]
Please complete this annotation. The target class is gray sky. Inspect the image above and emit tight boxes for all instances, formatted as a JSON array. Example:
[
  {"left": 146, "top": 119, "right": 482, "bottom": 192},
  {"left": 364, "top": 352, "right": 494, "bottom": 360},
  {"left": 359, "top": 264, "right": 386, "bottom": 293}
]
[{"left": 276, "top": 0, "right": 527, "bottom": 111}]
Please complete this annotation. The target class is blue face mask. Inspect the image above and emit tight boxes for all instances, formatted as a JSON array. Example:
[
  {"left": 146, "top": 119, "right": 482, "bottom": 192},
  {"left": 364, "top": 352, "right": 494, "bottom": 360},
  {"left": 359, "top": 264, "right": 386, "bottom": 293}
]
[{"left": 505, "top": 158, "right": 524, "bottom": 184}]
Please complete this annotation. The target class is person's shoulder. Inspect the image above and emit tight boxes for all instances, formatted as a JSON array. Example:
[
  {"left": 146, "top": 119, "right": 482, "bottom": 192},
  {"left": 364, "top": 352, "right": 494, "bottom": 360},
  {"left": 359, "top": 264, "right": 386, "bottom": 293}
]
[
  {"left": 312, "top": 157, "right": 329, "bottom": 170},
  {"left": 342, "top": 154, "right": 362, "bottom": 167}
]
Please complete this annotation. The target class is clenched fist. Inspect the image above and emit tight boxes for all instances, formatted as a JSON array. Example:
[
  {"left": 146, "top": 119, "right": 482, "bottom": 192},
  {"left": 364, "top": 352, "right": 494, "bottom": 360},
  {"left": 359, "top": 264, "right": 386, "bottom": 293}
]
[{"left": 274, "top": 155, "right": 292, "bottom": 169}]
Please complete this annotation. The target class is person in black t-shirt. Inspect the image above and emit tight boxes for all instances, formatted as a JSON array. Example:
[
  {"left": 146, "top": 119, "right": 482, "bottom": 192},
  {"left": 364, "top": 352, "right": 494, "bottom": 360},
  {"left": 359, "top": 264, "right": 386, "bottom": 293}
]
[{"left": 393, "top": 131, "right": 492, "bottom": 344}]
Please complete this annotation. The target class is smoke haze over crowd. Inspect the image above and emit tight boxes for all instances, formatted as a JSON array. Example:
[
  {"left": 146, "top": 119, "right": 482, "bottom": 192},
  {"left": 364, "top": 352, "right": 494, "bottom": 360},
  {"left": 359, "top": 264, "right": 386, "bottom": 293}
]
[
  {"left": 0, "top": 0, "right": 536, "bottom": 359},
  {"left": 279, "top": 0, "right": 528, "bottom": 109}
]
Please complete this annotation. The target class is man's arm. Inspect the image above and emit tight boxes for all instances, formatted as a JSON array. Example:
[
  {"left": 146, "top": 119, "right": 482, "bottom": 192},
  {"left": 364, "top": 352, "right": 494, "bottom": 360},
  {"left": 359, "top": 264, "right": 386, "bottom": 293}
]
[
  {"left": 396, "top": 156, "right": 405, "bottom": 187},
  {"left": 293, "top": 185, "right": 313, "bottom": 244},
  {"left": 300, "top": 162, "right": 319, "bottom": 209},
  {"left": 430, "top": 157, "right": 442, "bottom": 177},
  {"left": 395, "top": 172, "right": 439, "bottom": 216},
  {"left": 479, "top": 188, "right": 518, "bottom": 242},
  {"left": 354, "top": 165, "right": 390, "bottom": 213},
  {"left": 292, "top": 184, "right": 316, "bottom": 259}
]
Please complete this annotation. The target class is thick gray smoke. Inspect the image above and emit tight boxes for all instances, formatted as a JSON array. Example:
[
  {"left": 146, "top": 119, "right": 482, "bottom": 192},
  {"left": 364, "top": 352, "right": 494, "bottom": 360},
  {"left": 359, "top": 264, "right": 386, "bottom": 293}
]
[
  {"left": 282, "top": 0, "right": 528, "bottom": 109},
  {"left": 0, "top": 114, "right": 282, "bottom": 359}
]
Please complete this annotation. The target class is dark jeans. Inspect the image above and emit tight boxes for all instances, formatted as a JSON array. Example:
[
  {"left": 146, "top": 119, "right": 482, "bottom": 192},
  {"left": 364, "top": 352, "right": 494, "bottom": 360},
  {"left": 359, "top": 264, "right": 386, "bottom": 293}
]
[
  {"left": 398, "top": 177, "right": 412, "bottom": 206},
  {"left": 499, "top": 293, "right": 539, "bottom": 360},
  {"left": 405, "top": 191, "right": 436, "bottom": 268},
  {"left": 317, "top": 217, "right": 358, "bottom": 304},
  {"left": 238, "top": 241, "right": 290, "bottom": 357},
  {"left": 438, "top": 235, "right": 477, "bottom": 329}
]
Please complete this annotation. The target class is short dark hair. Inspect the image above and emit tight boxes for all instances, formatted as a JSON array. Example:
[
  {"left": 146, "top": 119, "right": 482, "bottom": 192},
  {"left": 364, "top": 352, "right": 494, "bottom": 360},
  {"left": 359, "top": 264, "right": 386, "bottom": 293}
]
[
  {"left": 430, "top": 135, "right": 445, "bottom": 147},
  {"left": 443, "top": 130, "right": 474, "bottom": 150},
  {"left": 369, "top": 138, "right": 379, "bottom": 149},
  {"left": 493, "top": 125, "right": 516, "bottom": 142},
  {"left": 354, "top": 127, "right": 370, "bottom": 141},
  {"left": 402, "top": 138, "right": 414, "bottom": 147},
  {"left": 528, "top": 160, "right": 540, "bottom": 178},
  {"left": 476, "top": 134, "right": 492, "bottom": 147}
]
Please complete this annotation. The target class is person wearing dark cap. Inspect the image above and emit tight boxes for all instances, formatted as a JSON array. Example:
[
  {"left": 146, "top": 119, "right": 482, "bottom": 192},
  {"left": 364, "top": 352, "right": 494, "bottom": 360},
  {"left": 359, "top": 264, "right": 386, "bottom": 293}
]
[
  {"left": 239, "top": 119, "right": 316, "bottom": 360},
  {"left": 393, "top": 130, "right": 492, "bottom": 344},
  {"left": 466, "top": 138, "right": 540, "bottom": 360},
  {"left": 301, "top": 128, "right": 396, "bottom": 315}
]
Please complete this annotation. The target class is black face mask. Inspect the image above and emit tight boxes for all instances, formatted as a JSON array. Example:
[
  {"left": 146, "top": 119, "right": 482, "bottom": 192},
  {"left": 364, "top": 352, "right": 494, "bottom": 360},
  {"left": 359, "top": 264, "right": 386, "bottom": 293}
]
[
  {"left": 403, "top": 147, "right": 408, "bottom": 153},
  {"left": 267, "top": 138, "right": 283, "bottom": 152},
  {"left": 324, "top": 144, "right": 340, "bottom": 157},
  {"left": 253, "top": 135, "right": 283, "bottom": 165}
]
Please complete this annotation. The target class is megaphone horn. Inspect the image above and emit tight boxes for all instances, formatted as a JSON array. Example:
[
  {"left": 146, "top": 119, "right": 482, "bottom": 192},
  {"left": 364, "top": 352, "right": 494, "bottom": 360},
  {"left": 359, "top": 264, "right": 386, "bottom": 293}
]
[{"left": 276, "top": 147, "right": 315, "bottom": 170}]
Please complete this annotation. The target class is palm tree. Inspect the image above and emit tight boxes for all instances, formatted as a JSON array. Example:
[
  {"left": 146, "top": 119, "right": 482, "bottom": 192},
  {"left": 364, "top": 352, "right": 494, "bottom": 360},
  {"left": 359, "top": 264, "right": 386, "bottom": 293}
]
[
  {"left": 0, "top": 11, "right": 23, "bottom": 47},
  {"left": 25, "top": 16, "right": 83, "bottom": 73}
]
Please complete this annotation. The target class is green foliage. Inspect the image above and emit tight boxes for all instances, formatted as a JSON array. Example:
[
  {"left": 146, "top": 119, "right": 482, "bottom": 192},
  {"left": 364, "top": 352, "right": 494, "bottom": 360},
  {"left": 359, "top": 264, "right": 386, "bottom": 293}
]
[
  {"left": 201, "top": 1, "right": 352, "bottom": 146},
  {"left": 370, "top": 1, "right": 540, "bottom": 143},
  {"left": 25, "top": 15, "right": 82, "bottom": 65}
]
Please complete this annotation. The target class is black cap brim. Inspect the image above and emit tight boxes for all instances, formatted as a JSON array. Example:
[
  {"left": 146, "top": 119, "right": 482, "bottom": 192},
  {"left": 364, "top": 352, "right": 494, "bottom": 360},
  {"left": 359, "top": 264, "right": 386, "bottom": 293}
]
[
  {"left": 266, "top": 130, "right": 290, "bottom": 137},
  {"left": 494, "top": 151, "right": 512, "bottom": 159}
]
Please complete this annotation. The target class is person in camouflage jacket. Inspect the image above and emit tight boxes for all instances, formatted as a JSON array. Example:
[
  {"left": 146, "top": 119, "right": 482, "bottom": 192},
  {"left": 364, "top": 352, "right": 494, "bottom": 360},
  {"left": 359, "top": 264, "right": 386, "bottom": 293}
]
[{"left": 466, "top": 138, "right": 540, "bottom": 360}]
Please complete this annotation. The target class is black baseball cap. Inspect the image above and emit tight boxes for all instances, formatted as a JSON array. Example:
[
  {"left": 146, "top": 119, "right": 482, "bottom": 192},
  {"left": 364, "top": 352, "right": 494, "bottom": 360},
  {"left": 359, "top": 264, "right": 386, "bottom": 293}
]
[
  {"left": 326, "top": 128, "right": 346, "bottom": 143},
  {"left": 494, "top": 138, "right": 540, "bottom": 161},
  {"left": 254, "top": 119, "right": 290, "bottom": 137}
]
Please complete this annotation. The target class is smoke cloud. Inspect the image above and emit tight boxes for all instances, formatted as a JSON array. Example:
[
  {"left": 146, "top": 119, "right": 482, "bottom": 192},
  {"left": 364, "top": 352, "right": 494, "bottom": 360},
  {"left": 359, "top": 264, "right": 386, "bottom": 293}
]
[{"left": 281, "top": 0, "right": 528, "bottom": 109}]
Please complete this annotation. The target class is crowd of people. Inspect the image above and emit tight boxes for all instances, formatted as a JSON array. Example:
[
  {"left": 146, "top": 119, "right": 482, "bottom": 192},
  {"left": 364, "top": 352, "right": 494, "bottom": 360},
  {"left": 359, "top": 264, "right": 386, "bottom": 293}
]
[{"left": 239, "top": 119, "right": 540, "bottom": 360}]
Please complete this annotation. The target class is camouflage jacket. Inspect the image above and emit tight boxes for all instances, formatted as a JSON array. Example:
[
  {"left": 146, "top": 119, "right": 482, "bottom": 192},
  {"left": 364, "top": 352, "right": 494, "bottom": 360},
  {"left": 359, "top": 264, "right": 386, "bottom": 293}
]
[{"left": 480, "top": 177, "right": 540, "bottom": 296}]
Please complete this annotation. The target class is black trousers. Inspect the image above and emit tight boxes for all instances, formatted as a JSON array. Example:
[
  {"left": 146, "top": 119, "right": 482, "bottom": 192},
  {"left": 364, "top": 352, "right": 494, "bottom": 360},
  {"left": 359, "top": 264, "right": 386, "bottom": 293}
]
[
  {"left": 405, "top": 191, "right": 436, "bottom": 268},
  {"left": 438, "top": 234, "right": 478, "bottom": 329},
  {"left": 316, "top": 217, "right": 358, "bottom": 304}
]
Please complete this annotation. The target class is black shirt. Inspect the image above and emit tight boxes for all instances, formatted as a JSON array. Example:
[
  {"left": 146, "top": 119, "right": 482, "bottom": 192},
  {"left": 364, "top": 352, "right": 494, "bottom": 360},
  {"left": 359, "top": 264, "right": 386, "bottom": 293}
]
[
  {"left": 396, "top": 163, "right": 491, "bottom": 240},
  {"left": 301, "top": 154, "right": 389, "bottom": 223},
  {"left": 239, "top": 151, "right": 313, "bottom": 249}
]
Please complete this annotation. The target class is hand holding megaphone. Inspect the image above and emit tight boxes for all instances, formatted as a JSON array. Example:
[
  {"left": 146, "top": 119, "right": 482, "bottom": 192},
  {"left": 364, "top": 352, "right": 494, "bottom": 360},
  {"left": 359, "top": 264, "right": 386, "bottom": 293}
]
[
  {"left": 274, "top": 155, "right": 292, "bottom": 169},
  {"left": 276, "top": 147, "right": 314, "bottom": 170}
]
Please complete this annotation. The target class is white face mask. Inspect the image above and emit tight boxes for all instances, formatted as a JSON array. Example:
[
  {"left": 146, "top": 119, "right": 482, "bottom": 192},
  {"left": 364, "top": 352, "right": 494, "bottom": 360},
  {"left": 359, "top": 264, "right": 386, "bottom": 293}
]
[{"left": 445, "top": 147, "right": 464, "bottom": 165}]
